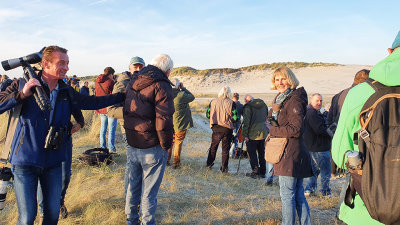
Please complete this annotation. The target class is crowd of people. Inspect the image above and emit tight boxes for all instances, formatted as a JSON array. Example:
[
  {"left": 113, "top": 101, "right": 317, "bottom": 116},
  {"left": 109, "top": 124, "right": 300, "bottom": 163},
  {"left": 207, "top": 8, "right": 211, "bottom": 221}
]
[{"left": 0, "top": 30, "right": 399, "bottom": 225}]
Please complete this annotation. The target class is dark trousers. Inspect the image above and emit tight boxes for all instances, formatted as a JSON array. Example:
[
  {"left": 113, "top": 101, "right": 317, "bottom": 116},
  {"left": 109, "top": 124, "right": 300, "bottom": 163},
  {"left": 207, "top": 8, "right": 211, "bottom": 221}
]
[
  {"left": 246, "top": 139, "right": 266, "bottom": 175},
  {"left": 207, "top": 128, "right": 233, "bottom": 172}
]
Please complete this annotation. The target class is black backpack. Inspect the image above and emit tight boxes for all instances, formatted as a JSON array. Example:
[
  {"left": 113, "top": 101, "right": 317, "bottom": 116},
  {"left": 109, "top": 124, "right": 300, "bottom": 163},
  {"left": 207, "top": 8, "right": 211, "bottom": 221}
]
[
  {"left": 346, "top": 79, "right": 400, "bottom": 225},
  {"left": 78, "top": 148, "right": 113, "bottom": 166}
]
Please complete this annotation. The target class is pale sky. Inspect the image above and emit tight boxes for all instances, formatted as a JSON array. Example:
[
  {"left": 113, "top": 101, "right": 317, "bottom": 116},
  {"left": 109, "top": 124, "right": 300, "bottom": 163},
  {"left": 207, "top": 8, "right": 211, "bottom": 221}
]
[{"left": 0, "top": 0, "right": 398, "bottom": 78}]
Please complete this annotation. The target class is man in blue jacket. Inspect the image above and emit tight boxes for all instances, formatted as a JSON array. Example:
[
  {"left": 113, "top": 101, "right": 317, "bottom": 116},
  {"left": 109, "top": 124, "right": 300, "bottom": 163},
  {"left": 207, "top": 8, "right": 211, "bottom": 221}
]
[{"left": 0, "top": 45, "right": 124, "bottom": 224}]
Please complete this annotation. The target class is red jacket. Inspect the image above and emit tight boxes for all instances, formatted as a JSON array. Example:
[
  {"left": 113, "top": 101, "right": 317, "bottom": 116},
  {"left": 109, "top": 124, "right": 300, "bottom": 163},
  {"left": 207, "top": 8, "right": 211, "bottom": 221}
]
[{"left": 95, "top": 74, "right": 115, "bottom": 114}]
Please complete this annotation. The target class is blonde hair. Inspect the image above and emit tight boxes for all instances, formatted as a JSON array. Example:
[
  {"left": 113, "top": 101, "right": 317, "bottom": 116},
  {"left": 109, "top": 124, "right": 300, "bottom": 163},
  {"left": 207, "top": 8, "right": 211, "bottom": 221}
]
[
  {"left": 42, "top": 46, "right": 68, "bottom": 63},
  {"left": 271, "top": 66, "right": 299, "bottom": 90},
  {"left": 218, "top": 86, "right": 232, "bottom": 99}
]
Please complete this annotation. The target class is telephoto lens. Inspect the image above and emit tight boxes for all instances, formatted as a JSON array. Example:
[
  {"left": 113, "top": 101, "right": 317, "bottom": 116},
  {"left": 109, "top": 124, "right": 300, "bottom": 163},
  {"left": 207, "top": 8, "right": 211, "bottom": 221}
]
[{"left": 0, "top": 167, "right": 13, "bottom": 210}]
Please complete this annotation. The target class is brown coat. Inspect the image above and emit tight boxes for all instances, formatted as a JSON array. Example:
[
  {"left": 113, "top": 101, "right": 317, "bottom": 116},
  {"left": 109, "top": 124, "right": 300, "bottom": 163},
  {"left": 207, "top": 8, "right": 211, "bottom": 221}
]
[
  {"left": 123, "top": 65, "right": 175, "bottom": 150},
  {"left": 269, "top": 87, "right": 313, "bottom": 178}
]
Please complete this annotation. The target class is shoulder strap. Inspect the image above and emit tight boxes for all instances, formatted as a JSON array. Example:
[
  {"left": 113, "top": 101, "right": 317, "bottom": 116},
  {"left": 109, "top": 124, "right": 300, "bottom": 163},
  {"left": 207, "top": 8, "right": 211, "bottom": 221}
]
[
  {"left": 98, "top": 83, "right": 108, "bottom": 95},
  {"left": 0, "top": 78, "right": 26, "bottom": 166}
]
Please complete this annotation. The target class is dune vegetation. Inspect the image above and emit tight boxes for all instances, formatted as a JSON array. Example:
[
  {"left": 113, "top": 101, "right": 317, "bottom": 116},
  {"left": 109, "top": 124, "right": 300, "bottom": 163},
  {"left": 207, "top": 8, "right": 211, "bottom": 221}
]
[{"left": 0, "top": 104, "right": 344, "bottom": 224}]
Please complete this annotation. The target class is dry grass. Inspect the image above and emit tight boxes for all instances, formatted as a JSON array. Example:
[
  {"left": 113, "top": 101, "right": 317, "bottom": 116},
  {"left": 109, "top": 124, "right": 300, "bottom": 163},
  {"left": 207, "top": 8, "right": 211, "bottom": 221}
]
[{"left": 0, "top": 111, "right": 343, "bottom": 225}]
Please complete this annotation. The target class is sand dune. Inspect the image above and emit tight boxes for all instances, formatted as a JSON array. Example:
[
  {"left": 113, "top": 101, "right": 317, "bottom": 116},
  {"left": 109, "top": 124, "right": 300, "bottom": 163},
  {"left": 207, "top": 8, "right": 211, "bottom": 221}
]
[{"left": 171, "top": 65, "right": 373, "bottom": 95}]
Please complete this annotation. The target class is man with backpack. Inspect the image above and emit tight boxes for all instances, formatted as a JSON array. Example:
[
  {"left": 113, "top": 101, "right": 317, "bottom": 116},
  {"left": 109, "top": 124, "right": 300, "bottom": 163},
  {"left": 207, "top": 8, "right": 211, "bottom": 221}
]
[{"left": 332, "top": 31, "right": 400, "bottom": 225}]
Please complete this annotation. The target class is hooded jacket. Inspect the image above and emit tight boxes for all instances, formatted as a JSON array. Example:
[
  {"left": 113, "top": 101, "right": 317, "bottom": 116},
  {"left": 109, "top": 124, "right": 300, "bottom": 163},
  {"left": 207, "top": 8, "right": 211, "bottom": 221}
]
[
  {"left": 331, "top": 50, "right": 400, "bottom": 225},
  {"left": 268, "top": 87, "right": 313, "bottom": 178},
  {"left": 172, "top": 87, "right": 195, "bottom": 131},
  {"left": 0, "top": 75, "right": 124, "bottom": 168},
  {"left": 95, "top": 74, "right": 115, "bottom": 114},
  {"left": 304, "top": 104, "right": 331, "bottom": 152},
  {"left": 242, "top": 98, "right": 268, "bottom": 140},
  {"left": 123, "top": 65, "right": 175, "bottom": 150}
]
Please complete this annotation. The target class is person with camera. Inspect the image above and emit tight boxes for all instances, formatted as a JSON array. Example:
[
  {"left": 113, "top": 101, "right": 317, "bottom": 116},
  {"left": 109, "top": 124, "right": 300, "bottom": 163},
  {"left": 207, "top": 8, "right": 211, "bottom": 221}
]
[
  {"left": 0, "top": 45, "right": 124, "bottom": 225},
  {"left": 123, "top": 54, "right": 174, "bottom": 225},
  {"left": 242, "top": 94, "right": 269, "bottom": 180},
  {"left": 167, "top": 78, "right": 195, "bottom": 169},
  {"left": 303, "top": 93, "right": 332, "bottom": 197}
]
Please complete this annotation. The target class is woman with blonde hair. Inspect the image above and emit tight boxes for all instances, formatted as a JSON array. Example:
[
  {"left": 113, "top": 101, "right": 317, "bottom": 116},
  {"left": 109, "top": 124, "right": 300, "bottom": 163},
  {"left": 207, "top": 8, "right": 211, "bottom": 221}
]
[{"left": 267, "top": 66, "right": 312, "bottom": 225}]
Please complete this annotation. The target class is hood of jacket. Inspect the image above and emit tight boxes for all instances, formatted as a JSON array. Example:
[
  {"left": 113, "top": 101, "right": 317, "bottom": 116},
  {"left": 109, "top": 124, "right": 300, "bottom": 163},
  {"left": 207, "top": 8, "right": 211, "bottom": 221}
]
[
  {"left": 289, "top": 87, "right": 308, "bottom": 107},
  {"left": 369, "top": 49, "right": 400, "bottom": 86},
  {"left": 95, "top": 74, "right": 111, "bottom": 83},
  {"left": 247, "top": 98, "right": 267, "bottom": 109},
  {"left": 132, "top": 65, "right": 172, "bottom": 91}
]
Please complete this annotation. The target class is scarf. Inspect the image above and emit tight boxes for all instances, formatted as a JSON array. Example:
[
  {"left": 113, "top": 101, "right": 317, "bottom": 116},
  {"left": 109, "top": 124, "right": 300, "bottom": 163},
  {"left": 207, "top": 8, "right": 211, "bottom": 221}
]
[{"left": 272, "top": 88, "right": 293, "bottom": 120}]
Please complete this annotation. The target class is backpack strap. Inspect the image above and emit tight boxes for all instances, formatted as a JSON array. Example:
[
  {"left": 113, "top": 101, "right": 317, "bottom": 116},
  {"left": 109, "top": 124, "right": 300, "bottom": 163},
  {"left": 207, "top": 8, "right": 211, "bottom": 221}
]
[{"left": 0, "top": 78, "right": 26, "bottom": 167}]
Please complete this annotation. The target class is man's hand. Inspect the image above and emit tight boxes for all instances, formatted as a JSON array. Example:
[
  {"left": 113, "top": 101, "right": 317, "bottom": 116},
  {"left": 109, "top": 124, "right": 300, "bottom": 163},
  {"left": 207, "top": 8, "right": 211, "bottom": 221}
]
[
  {"left": 70, "top": 123, "right": 82, "bottom": 134},
  {"left": 22, "top": 78, "right": 41, "bottom": 97}
]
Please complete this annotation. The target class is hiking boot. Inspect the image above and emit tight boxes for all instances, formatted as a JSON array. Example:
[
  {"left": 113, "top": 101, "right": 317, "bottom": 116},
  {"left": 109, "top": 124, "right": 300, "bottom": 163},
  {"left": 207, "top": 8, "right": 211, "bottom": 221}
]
[
  {"left": 172, "top": 165, "right": 180, "bottom": 169},
  {"left": 266, "top": 180, "right": 273, "bottom": 186},
  {"left": 60, "top": 204, "right": 68, "bottom": 219},
  {"left": 206, "top": 163, "right": 214, "bottom": 170},
  {"left": 245, "top": 172, "right": 258, "bottom": 179},
  {"left": 258, "top": 174, "right": 266, "bottom": 179}
]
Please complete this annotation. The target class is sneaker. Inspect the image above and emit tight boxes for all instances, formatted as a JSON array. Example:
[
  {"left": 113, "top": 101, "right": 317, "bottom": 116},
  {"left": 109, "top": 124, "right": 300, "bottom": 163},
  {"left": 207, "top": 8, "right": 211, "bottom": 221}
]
[
  {"left": 172, "top": 165, "right": 180, "bottom": 169},
  {"left": 206, "top": 163, "right": 214, "bottom": 169},
  {"left": 258, "top": 174, "right": 266, "bottom": 179},
  {"left": 109, "top": 149, "right": 117, "bottom": 154},
  {"left": 266, "top": 180, "right": 273, "bottom": 186},
  {"left": 60, "top": 204, "right": 68, "bottom": 219},
  {"left": 245, "top": 172, "right": 258, "bottom": 179}
]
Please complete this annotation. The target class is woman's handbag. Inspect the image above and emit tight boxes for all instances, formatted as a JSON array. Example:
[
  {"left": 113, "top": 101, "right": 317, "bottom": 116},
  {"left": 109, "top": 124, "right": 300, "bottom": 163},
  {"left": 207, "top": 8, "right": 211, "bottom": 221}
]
[{"left": 264, "top": 134, "right": 288, "bottom": 164}]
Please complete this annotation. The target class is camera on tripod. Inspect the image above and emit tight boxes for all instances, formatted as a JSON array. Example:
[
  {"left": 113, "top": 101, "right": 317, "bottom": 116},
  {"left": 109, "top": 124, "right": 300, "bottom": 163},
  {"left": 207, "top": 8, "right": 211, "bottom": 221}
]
[{"left": 1, "top": 47, "right": 52, "bottom": 112}]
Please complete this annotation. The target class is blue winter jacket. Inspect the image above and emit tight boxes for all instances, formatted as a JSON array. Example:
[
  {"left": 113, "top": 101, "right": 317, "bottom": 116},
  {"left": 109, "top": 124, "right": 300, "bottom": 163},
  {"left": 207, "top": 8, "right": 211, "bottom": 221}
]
[{"left": 0, "top": 76, "right": 124, "bottom": 168}]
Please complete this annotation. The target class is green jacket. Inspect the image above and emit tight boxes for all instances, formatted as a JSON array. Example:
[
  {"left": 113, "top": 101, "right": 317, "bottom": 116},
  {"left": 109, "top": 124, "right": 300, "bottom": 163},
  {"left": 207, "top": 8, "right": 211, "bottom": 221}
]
[
  {"left": 242, "top": 99, "right": 268, "bottom": 140},
  {"left": 107, "top": 72, "right": 131, "bottom": 119},
  {"left": 332, "top": 49, "right": 400, "bottom": 225},
  {"left": 172, "top": 87, "right": 195, "bottom": 131}
]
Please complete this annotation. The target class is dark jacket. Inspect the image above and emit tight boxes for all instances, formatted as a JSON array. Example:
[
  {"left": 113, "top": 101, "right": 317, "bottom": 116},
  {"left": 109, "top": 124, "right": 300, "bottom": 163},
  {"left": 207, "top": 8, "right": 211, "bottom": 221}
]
[
  {"left": 172, "top": 87, "right": 195, "bottom": 131},
  {"left": 242, "top": 98, "right": 268, "bottom": 140},
  {"left": 327, "top": 87, "right": 351, "bottom": 130},
  {"left": 304, "top": 105, "right": 331, "bottom": 152},
  {"left": 123, "top": 65, "right": 175, "bottom": 150},
  {"left": 95, "top": 74, "right": 115, "bottom": 114},
  {"left": 268, "top": 87, "right": 313, "bottom": 178},
  {"left": 0, "top": 78, "right": 13, "bottom": 92},
  {"left": 0, "top": 76, "right": 124, "bottom": 168},
  {"left": 79, "top": 86, "right": 90, "bottom": 96}
]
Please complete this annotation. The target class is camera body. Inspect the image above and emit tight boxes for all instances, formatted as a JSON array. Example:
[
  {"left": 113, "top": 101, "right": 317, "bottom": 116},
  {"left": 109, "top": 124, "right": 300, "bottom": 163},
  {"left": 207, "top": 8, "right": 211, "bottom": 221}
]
[
  {"left": 267, "top": 116, "right": 279, "bottom": 127},
  {"left": 44, "top": 126, "right": 66, "bottom": 150},
  {"left": 0, "top": 167, "right": 13, "bottom": 210}
]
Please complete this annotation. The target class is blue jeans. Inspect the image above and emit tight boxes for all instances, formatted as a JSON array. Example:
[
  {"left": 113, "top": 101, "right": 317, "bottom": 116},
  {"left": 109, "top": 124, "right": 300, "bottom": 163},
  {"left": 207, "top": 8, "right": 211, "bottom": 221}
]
[
  {"left": 125, "top": 145, "right": 168, "bottom": 225},
  {"left": 266, "top": 162, "right": 274, "bottom": 183},
  {"left": 12, "top": 164, "right": 62, "bottom": 225},
  {"left": 279, "top": 176, "right": 311, "bottom": 225},
  {"left": 100, "top": 114, "right": 117, "bottom": 151},
  {"left": 305, "top": 151, "right": 332, "bottom": 195},
  {"left": 38, "top": 138, "right": 72, "bottom": 215}
]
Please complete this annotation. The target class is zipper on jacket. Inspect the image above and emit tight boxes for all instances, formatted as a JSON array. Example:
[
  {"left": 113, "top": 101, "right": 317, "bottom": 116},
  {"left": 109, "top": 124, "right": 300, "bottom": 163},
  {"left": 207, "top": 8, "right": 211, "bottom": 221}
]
[{"left": 15, "top": 128, "right": 24, "bottom": 155}]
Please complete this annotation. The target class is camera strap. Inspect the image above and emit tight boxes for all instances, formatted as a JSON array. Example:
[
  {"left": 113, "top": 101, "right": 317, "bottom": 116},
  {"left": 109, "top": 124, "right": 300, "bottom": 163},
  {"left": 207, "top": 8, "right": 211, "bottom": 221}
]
[{"left": 0, "top": 78, "right": 26, "bottom": 167}]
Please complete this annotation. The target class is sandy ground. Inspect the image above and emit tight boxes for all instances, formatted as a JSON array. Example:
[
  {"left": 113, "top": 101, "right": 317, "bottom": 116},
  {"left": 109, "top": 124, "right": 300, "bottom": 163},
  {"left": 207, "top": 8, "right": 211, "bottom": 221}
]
[{"left": 171, "top": 65, "right": 373, "bottom": 95}]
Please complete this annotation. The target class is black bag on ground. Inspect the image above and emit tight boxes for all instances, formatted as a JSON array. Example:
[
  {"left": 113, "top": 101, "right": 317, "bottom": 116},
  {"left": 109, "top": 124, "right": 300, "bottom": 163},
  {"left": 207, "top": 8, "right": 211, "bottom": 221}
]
[
  {"left": 78, "top": 148, "right": 112, "bottom": 166},
  {"left": 346, "top": 79, "right": 400, "bottom": 225}
]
